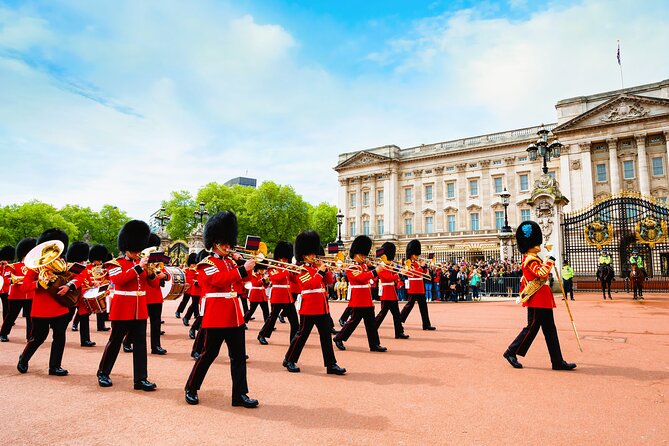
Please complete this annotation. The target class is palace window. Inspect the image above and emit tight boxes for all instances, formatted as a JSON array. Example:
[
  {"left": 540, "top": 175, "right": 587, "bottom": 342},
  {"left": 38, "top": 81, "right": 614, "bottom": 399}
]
[
  {"left": 446, "top": 182, "right": 455, "bottom": 198},
  {"left": 519, "top": 174, "right": 529, "bottom": 191},
  {"left": 470, "top": 213, "right": 480, "bottom": 231},
  {"left": 495, "top": 211, "right": 504, "bottom": 230},
  {"left": 425, "top": 216, "right": 434, "bottom": 234},
  {"left": 350, "top": 192, "right": 357, "bottom": 208},
  {"left": 404, "top": 172, "right": 413, "bottom": 178},
  {"left": 363, "top": 220, "right": 370, "bottom": 236},
  {"left": 623, "top": 160, "right": 635, "bottom": 179},
  {"left": 362, "top": 191, "right": 370, "bottom": 206},
  {"left": 446, "top": 166, "right": 455, "bottom": 172},
  {"left": 493, "top": 177, "right": 503, "bottom": 194},
  {"left": 521, "top": 209, "right": 531, "bottom": 222},
  {"left": 350, "top": 222, "right": 356, "bottom": 236},
  {"left": 447, "top": 215, "right": 456, "bottom": 232},
  {"left": 404, "top": 188, "right": 413, "bottom": 203},
  {"left": 493, "top": 160, "right": 502, "bottom": 165},
  {"left": 518, "top": 156, "right": 528, "bottom": 162},
  {"left": 425, "top": 185, "right": 433, "bottom": 201},
  {"left": 652, "top": 157, "right": 664, "bottom": 176},
  {"left": 377, "top": 219, "right": 384, "bottom": 235},
  {"left": 377, "top": 189, "right": 384, "bottom": 206},
  {"left": 469, "top": 179, "right": 479, "bottom": 197},
  {"left": 404, "top": 218, "right": 413, "bottom": 235},
  {"left": 596, "top": 164, "right": 607, "bottom": 182}
]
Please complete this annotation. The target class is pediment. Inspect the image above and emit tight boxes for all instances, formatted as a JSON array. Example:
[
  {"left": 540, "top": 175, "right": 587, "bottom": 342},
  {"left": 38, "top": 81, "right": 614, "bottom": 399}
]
[
  {"left": 422, "top": 207, "right": 436, "bottom": 215},
  {"left": 401, "top": 210, "right": 415, "bottom": 217},
  {"left": 443, "top": 206, "right": 459, "bottom": 213},
  {"left": 554, "top": 94, "right": 669, "bottom": 133},
  {"left": 490, "top": 201, "right": 504, "bottom": 210},
  {"left": 334, "top": 150, "right": 393, "bottom": 170},
  {"left": 466, "top": 204, "right": 482, "bottom": 211}
]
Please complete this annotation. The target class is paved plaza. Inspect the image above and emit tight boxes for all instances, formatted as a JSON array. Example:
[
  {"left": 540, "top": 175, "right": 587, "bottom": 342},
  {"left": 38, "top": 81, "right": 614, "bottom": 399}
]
[{"left": 0, "top": 294, "right": 666, "bottom": 445}]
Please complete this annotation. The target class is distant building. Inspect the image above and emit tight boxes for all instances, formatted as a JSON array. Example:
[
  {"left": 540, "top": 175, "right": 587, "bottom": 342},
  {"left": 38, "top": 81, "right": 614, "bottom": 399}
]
[{"left": 224, "top": 177, "right": 257, "bottom": 188}]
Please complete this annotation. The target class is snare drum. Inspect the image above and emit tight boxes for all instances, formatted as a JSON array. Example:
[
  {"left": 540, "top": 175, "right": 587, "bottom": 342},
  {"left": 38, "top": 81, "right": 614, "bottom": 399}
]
[
  {"left": 162, "top": 266, "right": 186, "bottom": 300},
  {"left": 83, "top": 285, "right": 109, "bottom": 314}
]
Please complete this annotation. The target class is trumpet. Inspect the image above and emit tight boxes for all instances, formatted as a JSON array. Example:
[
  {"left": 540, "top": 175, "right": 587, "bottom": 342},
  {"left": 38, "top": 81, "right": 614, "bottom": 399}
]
[{"left": 140, "top": 247, "right": 166, "bottom": 276}]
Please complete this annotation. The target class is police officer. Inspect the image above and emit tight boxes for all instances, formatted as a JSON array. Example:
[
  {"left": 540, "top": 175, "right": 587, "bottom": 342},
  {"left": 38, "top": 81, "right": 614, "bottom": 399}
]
[
  {"left": 561, "top": 260, "right": 574, "bottom": 301},
  {"left": 598, "top": 250, "right": 612, "bottom": 265}
]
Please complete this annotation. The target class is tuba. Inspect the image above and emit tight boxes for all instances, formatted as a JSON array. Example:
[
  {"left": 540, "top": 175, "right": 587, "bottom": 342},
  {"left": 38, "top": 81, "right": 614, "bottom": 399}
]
[{"left": 24, "top": 240, "right": 81, "bottom": 307}]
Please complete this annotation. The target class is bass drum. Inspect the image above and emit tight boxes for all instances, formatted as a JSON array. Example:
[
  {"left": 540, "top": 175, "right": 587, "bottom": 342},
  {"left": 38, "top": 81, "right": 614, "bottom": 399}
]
[{"left": 161, "top": 266, "right": 186, "bottom": 300}]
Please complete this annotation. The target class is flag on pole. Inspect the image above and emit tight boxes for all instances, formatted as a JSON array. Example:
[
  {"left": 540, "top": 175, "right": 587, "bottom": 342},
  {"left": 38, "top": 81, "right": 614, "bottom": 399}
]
[{"left": 617, "top": 41, "right": 621, "bottom": 66}]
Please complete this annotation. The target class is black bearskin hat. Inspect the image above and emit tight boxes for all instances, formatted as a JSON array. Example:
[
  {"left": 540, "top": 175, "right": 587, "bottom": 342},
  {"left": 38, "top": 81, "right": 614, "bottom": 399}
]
[
  {"left": 66, "top": 241, "right": 89, "bottom": 263},
  {"left": 254, "top": 263, "right": 267, "bottom": 272},
  {"left": 294, "top": 230, "right": 321, "bottom": 262},
  {"left": 196, "top": 250, "right": 209, "bottom": 263},
  {"left": 406, "top": 239, "right": 421, "bottom": 258},
  {"left": 38, "top": 228, "right": 69, "bottom": 252},
  {"left": 349, "top": 235, "right": 372, "bottom": 258},
  {"left": 148, "top": 233, "right": 161, "bottom": 248},
  {"left": 0, "top": 245, "right": 15, "bottom": 262},
  {"left": 118, "top": 220, "right": 151, "bottom": 253},
  {"left": 187, "top": 253, "right": 198, "bottom": 265},
  {"left": 274, "top": 241, "right": 293, "bottom": 261},
  {"left": 16, "top": 238, "right": 37, "bottom": 261},
  {"left": 203, "top": 211, "right": 238, "bottom": 250},
  {"left": 318, "top": 244, "right": 325, "bottom": 257},
  {"left": 381, "top": 242, "right": 396, "bottom": 261},
  {"left": 516, "top": 220, "right": 542, "bottom": 254},
  {"left": 88, "top": 244, "right": 109, "bottom": 262}
]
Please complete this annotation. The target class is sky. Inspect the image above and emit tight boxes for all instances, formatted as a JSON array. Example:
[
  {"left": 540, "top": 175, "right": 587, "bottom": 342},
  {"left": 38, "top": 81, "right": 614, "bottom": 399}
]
[{"left": 1, "top": 0, "right": 668, "bottom": 220}]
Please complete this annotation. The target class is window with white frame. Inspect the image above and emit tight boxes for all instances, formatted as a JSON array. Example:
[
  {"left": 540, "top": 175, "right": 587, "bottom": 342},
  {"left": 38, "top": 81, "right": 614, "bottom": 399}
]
[
  {"left": 425, "top": 185, "right": 433, "bottom": 201},
  {"left": 362, "top": 191, "right": 369, "bottom": 206},
  {"left": 652, "top": 157, "right": 664, "bottom": 176},
  {"left": 520, "top": 209, "right": 531, "bottom": 222},
  {"left": 519, "top": 174, "right": 529, "bottom": 191},
  {"left": 447, "top": 215, "right": 456, "bottom": 232},
  {"left": 350, "top": 192, "right": 357, "bottom": 208},
  {"left": 363, "top": 220, "right": 370, "bottom": 235},
  {"left": 495, "top": 211, "right": 504, "bottom": 230},
  {"left": 470, "top": 213, "right": 480, "bottom": 231},
  {"left": 404, "top": 218, "right": 413, "bottom": 235},
  {"left": 377, "top": 219, "right": 384, "bottom": 235},
  {"left": 623, "top": 160, "right": 635, "bottom": 179},
  {"left": 377, "top": 189, "right": 384, "bottom": 205},
  {"left": 469, "top": 179, "right": 479, "bottom": 196},
  {"left": 404, "top": 188, "right": 413, "bottom": 203},
  {"left": 350, "top": 221, "right": 356, "bottom": 236},
  {"left": 493, "top": 177, "right": 503, "bottom": 194},
  {"left": 596, "top": 164, "right": 607, "bottom": 182},
  {"left": 446, "top": 182, "right": 455, "bottom": 198},
  {"left": 425, "top": 216, "right": 434, "bottom": 233}
]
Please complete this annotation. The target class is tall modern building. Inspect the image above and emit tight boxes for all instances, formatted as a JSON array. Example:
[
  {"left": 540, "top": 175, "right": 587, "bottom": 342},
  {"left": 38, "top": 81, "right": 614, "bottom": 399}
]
[
  {"left": 334, "top": 79, "right": 669, "bottom": 261},
  {"left": 224, "top": 177, "right": 257, "bottom": 188}
]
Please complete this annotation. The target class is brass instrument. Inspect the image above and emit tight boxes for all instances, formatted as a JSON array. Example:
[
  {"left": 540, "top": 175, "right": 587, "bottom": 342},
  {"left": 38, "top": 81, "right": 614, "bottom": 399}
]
[
  {"left": 140, "top": 247, "right": 169, "bottom": 276},
  {"left": 24, "top": 240, "right": 80, "bottom": 307},
  {"left": 236, "top": 243, "right": 308, "bottom": 273},
  {"left": 89, "top": 264, "right": 110, "bottom": 287},
  {"left": 403, "top": 259, "right": 431, "bottom": 279}
]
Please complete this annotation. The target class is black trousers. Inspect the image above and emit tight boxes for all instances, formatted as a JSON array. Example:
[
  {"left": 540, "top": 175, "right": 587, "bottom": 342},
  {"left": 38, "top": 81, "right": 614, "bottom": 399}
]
[
  {"left": 0, "top": 299, "right": 32, "bottom": 339},
  {"left": 244, "top": 301, "right": 269, "bottom": 323},
  {"left": 184, "top": 295, "right": 200, "bottom": 321},
  {"left": 400, "top": 293, "right": 432, "bottom": 328},
  {"left": 240, "top": 297, "right": 249, "bottom": 314},
  {"left": 96, "top": 312, "right": 109, "bottom": 331},
  {"left": 563, "top": 279, "right": 574, "bottom": 299},
  {"left": 177, "top": 293, "right": 192, "bottom": 313},
  {"left": 285, "top": 314, "right": 336, "bottom": 366},
  {"left": 99, "top": 319, "right": 148, "bottom": 382},
  {"left": 507, "top": 307, "right": 564, "bottom": 366},
  {"left": 334, "top": 307, "right": 381, "bottom": 348},
  {"left": 192, "top": 319, "right": 204, "bottom": 355},
  {"left": 259, "top": 302, "right": 298, "bottom": 340},
  {"left": 185, "top": 326, "right": 248, "bottom": 397},
  {"left": 147, "top": 303, "right": 163, "bottom": 349},
  {"left": 375, "top": 300, "right": 405, "bottom": 337},
  {"left": 21, "top": 313, "right": 70, "bottom": 369},
  {"left": 77, "top": 313, "right": 92, "bottom": 344},
  {"left": 1, "top": 293, "right": 8, "bottom": 320},
  {"left": 339, "top": 306, "right": 352, "bottom": 324}
]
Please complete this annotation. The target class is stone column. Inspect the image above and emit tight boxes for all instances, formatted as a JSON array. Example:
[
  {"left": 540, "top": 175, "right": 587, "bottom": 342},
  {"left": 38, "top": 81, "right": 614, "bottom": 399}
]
[
  {"left": 480, "top": 160, "right": 491, "bottom": 228},
  {"left": 456, "top": 163, "right": 467, "bottom": 230},
  {"left": 188, "top": 225, "right": 205, "bottom": 254},
  {"left": 387, "top": 168, "right": 398, "bottom": 237},
  {"left": 607, "top": 138, "right": 621, "bottom": 194},
  {"left": 355, "top": 177, "right": 362, "bottom": 236},
  {"left": 665, "top": 132, "right": 669, "bottom": 175},
  {"left": 413, "top": 169, "right": 424, "bottom": 234},
  {"left": 338, "top": 178, "right": 348, "bottom": 239},
  {"left": 369, "top": 176, "right": 377, "bottom": 236},
  {"left": 559, "top": 145, "right": 571, "bottom": 211},
  {"left": 498, "top": 232, "right": 514, "bottom": 261},
  {"left": 636, "top": 133, "right": 650, "bottom": 196},
  {"left": 503, "top": 156, "right": 517, "bottom": 227},
  {"left": 579, "top": 143, "right": 594, "bottom": 207},
  {"left": 434, "top": 166, "right": 445, "bottom": 232}
]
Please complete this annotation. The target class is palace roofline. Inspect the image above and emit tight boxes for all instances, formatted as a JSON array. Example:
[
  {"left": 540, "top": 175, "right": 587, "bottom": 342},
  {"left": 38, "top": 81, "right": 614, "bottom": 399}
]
[{"left": 556, "top": 78, "right": 669, "bottom": 107}]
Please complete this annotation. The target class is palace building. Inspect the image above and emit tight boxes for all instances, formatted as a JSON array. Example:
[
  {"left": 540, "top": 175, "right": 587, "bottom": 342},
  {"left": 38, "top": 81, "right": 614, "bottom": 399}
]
[{"left": 334, "top": 79, "right": 669, "bottom": 262}]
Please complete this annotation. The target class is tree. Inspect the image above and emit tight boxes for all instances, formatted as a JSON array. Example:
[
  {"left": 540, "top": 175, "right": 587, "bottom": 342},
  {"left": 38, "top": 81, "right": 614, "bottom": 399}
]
[
  {"left": 59, "top": 204, "right": 100, "bottom": 241},
  {"left": 0, "top": 201, "right": 77, "bottom": 246},
  {"left": 95, "top": 205, "right": 131, "bottom": 254},
  {"left": 309, "top": 202, "right": 338, "bottom": 244},
  {"left": 197, "top": 182, "right": 255, "bottom": 238},
  {"left": 162, "top": 190, "right": 197, "bottom": 241}
]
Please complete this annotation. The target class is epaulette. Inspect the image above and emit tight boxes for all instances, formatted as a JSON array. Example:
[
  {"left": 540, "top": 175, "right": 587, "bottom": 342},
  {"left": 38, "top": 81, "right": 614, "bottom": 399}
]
[
  {"left": 105, "top": 258, "right": 121, "bottom": 268},
  {"left": 522, "top": 254, "right": 540, "bottom": 268},
  {"left": 197, "top": 257, "right": 216, "bottom": 268},
  {"left": 299, "top": 271, "right": 312, "bottom": 283}
]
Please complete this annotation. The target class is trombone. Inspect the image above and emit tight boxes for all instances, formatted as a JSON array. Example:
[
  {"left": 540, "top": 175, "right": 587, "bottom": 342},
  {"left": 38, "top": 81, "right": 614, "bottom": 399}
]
[
  {"left": 367, "top": 255, "right": 431, "bottom": 279},
  {"left": 234, "top": 243, "right": 307, "bottom": 273}
]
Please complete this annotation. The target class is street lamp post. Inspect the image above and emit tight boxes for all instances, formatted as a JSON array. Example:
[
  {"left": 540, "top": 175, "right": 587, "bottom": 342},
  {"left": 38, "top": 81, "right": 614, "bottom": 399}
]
[
  {"left": 155, "top": 207, "right": 171, "bottom": 231},
  {"left": 526, "top": 124, "right": 563, "bottom": 174},
  {"left": 500, "top": 188, "right": 512, "bottom": 233},
  {"left": 194, "top": 201, "right": 209, "bottom": 226},
  {"left": 336, "top": 209, "right": 344, "bottom": 248}
]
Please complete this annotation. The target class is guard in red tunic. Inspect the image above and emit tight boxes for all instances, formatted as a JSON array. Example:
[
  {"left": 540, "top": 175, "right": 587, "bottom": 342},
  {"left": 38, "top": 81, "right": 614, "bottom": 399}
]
[
  {"left": 0, "top": 239, "right": 36, "bottom": 342},
  {"left": 399, "top": 239, "right": 436, "bottom": 330},
  {"left": 503, "top": 221, "right": 576, "bottom": 371},
  {"left": 283, "top": 230, "right": 346, "bottom": 375},
  {"left": 89, "top": 245, "right": 111, "bottom": 332},
  {"left": 145, "top": 233, "right": 168, "bottom": 355},
  {"left": 184, "top": 211, "right": 258, "bottom": 408},
  {"left": 0, "top": 245, "right": 14, "bottom": 320},
  {"left": 18, "top": 229, "right": 79, "bottom": 376},
  {"left": 97, "top": 220, "right": 158, "bottom": 391},
  {"left": 374, "top": 242, "right": 409, "bottom": 339},
  {"left": 257, "top": 241, "right": 299, "bottom": 345},
  {"left": 334, "top": 235, "right": 387, "bottom": 352},
  {"left": 189, "top": 249, "right": 209, "bottom": 357},
  {"left": 176, "top": 253, "right": 197, "bottom": 320},
  {"left": 67, "top": 242, "right": 96, "bottom": 347}
]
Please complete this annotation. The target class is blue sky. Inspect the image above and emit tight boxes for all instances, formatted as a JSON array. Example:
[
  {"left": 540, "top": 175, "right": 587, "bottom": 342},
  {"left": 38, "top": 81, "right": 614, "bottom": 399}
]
[{"left": 0, "top": 0, "right": 668, "bottom": 220}]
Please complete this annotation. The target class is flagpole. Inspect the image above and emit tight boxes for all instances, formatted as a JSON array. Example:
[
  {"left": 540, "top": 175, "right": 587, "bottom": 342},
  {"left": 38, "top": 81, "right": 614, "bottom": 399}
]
[{"left": 618, "top": 40, "right": 624, "bottom": 89}]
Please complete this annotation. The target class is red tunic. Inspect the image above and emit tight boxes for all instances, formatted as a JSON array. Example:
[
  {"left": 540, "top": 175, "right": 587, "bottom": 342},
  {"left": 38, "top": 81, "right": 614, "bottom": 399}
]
[
  {"left": 145, "top": 267, "right": 165, "bottom": 305},
  {"left": 377, "top": 268, "right": 399, "bottom": 301},
  {"left": 520, "top": 254, "right": 556, "bottom": 309},
  {"left": 197, "top": 254, "right": 249, "bottom": 329},
  {"left": 185, "top": 267, "right": 201, "bottom": 296},
  {"left": 247, "top": 273, "right": 268, "bottom": 302},
  {"left": 345, "top": 263, "right": 375, "bottom": 307},
  {"left": 267, "top": 268, "right": 294, "bottom": 304},
  {"left": 405, "top": 260, "right": 426, "bottom": 294},
  {"left": 297, "top": 265, "right": 333, "bottom": 316},
  {"left": 106, "top": 257, "right": 157, "bottom": 320},
  {"left": 22, "top": 268, "right": 70, "bottom": 318},
  {"left": 8, "top": 263, "right": 33, "bottom": 300},
  {"left": 0, "top": 263, "right": 11, "bottom": 294}
]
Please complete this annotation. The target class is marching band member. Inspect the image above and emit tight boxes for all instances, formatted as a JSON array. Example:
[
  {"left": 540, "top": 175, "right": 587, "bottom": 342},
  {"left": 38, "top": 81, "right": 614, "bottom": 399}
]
[
  {"left": 283, "top": 230, "right": 345, "bottom": 375},
  {"left": 90, "top": 245, "right": 111, "bottom": 332},
  {"left": 18, "top": 229, "right": 78, "bottom": 376},
  {"left": 333, "top": 235, "right": 387, "bottom": 352},
  {"left": 97, "top": 220, "right": 158, "bottom": 391},
  {"left": 257, "top": 241, "right": 299, "bottom": 345},
  {"left": 184, "top": 211, "right": 258, "bottom": 408},
  {"left": 145, "top": 233, "right": 168, "bottom": 355},
  {"left": 243, "top": 264, "right": 270, "bottom": 323},
  {"left": 176, "top": 253, "right": 197, "bottom": 320},
  {"left": 503, "top": 221, "right": 576, "bottom": 371},
  {"left": 0, "top": 245, "right": 14, "bottom": 320},
  {"left": 0, "top": 239, "right": 35, "bottom": 342},
  {"left": 399, "top": 240, "right": 436, "bottom": 331},
  {"left": 374, "top": 242, "right": 409, "bottom": 339},
  {"left": 67, "top": 241, "right": 96, "bottom": 347},
  {"left": 189, "top": 250, "right": 209, "bottom": 356}
]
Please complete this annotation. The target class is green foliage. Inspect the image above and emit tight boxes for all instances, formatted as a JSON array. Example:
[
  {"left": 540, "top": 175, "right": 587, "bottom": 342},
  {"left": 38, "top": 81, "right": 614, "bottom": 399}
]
[
  {"left": 162, "top": 190, "right": 197, "bottom": 241},
  {"left": 309, "top": 202, "right": 338, "bottom": 244}
]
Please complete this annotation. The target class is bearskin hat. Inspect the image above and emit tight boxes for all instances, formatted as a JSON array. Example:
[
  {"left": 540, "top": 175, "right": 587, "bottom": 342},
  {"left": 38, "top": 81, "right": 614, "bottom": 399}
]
[
  {"left": 406, "top": 239, "right": 421, "bottom": 258},
  {"left": 196, "top": 250, "right": 209, "bottom": 263},
  {"left": 254, "top": 263, "right": 267, "bottom": 272},
  {"left": 38, "top": 228, "right": 69, "bottom": 252},
  {"left": 15, "top": 238, "right": 37, "bottom": 261},
  {"left": 187, "top": 253, "right": 198, "bottom": 265},
  {"left": 203, "top": 211, "right": 238, "bottom": 250},
  {"left": 148, "top": 233, "right": 161, "bottom": 248},
  {"left": 66, "top": 241, "right": 89, "bottom": 263},
  {"left": 105, "top": 253, "right": 113, "bottom": 262},
  {"left": 294, "top": 230, "right": 321, "bottom": 262},
  {"left": 88, "top": 244, "right": 109, "bottom": 262},
  {"left": 317, "top": 244, "right": 325, "bottom": 257},
  {"left": 381, "top": 242, "right": 396, "bottom": 261},
  {"left": 117, "top": 220, "right": 151, "bottom": 253},
  {"left": 349, "top": 235, "right": 372, "bottom": 258},
  {"left": 274, "top": 241, "right": 293, "bottom": 261},
  {"left": 0, "top": 245, "right": 15, "bottom": 262},
  {"left": 516, "top": 220, "right": 542, "bottom": 254}
]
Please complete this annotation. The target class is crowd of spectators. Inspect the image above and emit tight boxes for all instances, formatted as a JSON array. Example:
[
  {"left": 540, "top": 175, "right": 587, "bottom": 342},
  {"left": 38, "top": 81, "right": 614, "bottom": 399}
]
[{"left": 330, "top": 258, "right": 526, "bottom": 302}]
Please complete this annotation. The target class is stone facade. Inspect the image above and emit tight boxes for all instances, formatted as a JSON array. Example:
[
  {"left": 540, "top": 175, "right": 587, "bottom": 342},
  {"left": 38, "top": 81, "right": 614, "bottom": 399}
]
[{"left": 334, "top": 79, "right": 669, "bottom": 258}]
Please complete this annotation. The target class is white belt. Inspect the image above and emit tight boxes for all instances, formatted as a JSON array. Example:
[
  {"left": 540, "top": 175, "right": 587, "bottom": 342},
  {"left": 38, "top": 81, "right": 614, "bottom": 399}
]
[
  {"left": 250, "top": 287, "right": 264, "bottom": 290},
  {"left": 271, "top": 285, "right": 290, "bottom": 288},
  {"left": 379, "top": 282, "right": 394, "bottom": 286},
  {"left": 302, "top": 288, "right": 325, "bottom": 295},
  {"left": 347, "top": 284, "right": 369, "bottom": 301},
  {"left": 407, "top": 278, "right": 423, "bottom": 281},
  {"left": 205, "top": 292, "right": 237, "bottom": 298},
  {"left": 114, "top": 290, "right": 146, "bottom": 296}
]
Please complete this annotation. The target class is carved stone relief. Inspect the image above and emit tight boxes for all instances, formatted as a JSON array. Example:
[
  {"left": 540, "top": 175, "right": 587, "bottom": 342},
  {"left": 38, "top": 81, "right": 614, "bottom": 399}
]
[
  {"left": 600, "top": 100, "right": 649, "bottom": 122},
  {"left": 571, "top": 160, "right": 581, "bottom": 170}
]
